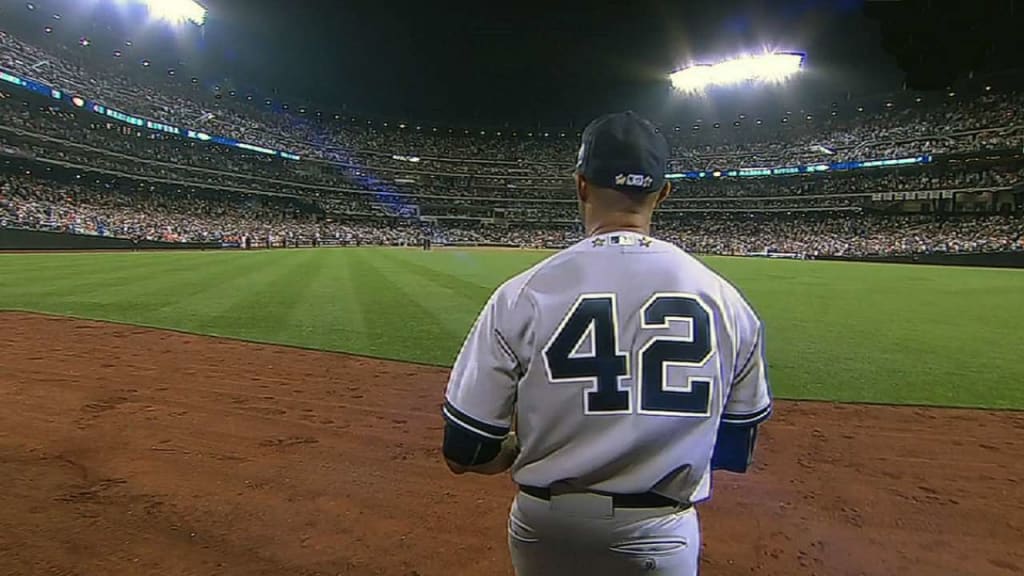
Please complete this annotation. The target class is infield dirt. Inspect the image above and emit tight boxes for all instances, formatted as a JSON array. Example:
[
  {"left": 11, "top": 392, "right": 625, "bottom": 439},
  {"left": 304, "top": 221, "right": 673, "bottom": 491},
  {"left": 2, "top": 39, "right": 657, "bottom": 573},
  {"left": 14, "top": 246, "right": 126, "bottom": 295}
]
[{"left": 1, "top": 311, "right": 1022, "bottom": 576}]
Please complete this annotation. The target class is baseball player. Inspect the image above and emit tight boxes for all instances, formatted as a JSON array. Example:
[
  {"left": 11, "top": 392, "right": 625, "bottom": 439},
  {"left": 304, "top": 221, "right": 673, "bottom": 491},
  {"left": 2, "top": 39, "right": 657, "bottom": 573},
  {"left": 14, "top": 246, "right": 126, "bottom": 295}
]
[{"left": 441, "top": 111, "right": 772, "bottom": 575}]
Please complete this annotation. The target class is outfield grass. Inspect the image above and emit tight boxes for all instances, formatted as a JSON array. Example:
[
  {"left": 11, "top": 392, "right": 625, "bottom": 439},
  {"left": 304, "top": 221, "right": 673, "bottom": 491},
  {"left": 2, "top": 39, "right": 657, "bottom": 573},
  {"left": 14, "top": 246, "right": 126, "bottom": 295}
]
[{"left": 1, "top": 248, "right": 1021, "bottom": 409}]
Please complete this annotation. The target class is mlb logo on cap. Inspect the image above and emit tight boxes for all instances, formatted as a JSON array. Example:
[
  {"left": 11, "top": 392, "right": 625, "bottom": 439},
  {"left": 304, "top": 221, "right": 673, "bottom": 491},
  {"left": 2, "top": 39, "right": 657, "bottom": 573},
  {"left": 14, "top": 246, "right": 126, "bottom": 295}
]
[{"left": 615, "top": 173, "right": 654, "bottom": 188}]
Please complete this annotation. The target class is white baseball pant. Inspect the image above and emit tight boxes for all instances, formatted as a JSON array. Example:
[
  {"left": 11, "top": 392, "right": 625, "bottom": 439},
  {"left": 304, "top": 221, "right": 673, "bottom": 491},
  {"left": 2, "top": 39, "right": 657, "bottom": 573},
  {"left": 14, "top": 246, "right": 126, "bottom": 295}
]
[{"left": 508, "top": 491, "right": 700, "bottom": 575}]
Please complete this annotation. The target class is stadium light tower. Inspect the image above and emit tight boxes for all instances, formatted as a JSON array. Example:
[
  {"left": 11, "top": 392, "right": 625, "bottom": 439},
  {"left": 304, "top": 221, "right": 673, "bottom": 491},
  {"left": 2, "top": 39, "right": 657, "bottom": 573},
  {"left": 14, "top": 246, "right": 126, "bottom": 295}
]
[
  {"left": 123, "top": 0, "right": 207, "bottom": 26},
  {"left": 670, "top": 52, "right": 805, "bottom": 93}
]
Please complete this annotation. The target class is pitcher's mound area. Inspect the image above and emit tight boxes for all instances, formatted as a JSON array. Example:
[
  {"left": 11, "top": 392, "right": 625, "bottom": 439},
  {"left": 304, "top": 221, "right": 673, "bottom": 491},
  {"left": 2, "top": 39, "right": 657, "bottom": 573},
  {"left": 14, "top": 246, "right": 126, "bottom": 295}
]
[{"left": 1, "top": 312, "right": 1022, "bottom": 576}]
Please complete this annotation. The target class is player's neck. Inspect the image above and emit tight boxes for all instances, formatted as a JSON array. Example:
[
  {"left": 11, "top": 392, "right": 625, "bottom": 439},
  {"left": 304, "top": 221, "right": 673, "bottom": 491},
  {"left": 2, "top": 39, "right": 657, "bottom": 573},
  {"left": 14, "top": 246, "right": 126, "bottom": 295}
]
[{"left": 586, "top": 218, "right": 651, "bottom": 237}]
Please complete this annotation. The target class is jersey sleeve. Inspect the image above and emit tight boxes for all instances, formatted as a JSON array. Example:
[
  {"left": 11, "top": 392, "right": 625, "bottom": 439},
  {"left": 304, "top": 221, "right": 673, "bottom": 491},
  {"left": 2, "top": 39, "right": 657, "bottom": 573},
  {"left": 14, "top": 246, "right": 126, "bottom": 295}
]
[
  {"left": 722, "top": 302, "right": 772, "bottom": 426},
  {"left": 443, "top": 282, "right": 531, "bottom": 441}
]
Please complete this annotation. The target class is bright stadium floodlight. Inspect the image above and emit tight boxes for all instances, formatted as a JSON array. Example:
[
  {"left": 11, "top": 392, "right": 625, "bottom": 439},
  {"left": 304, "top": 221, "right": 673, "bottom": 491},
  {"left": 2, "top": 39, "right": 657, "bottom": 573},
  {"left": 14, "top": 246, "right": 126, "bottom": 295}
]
[
  {"left": 670, "top": 52, "right": 805, "bottom": 93},
  {"left": 141, "top": 0, "right": 207, "bottom": 26}
]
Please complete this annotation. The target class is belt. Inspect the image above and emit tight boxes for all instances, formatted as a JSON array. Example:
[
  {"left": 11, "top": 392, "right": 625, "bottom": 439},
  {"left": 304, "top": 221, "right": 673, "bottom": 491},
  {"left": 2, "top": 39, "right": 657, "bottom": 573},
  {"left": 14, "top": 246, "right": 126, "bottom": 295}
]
[{"left": 519, "top": 485, "right": 691, "bottom": 510}]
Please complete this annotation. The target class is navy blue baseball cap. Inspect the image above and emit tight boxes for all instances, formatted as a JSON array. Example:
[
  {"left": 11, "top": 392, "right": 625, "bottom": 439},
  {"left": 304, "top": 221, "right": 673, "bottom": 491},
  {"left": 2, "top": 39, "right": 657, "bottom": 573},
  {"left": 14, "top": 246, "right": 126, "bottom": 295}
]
[{"left": 574, "top": 111, "right": 669, "bottom": 194}]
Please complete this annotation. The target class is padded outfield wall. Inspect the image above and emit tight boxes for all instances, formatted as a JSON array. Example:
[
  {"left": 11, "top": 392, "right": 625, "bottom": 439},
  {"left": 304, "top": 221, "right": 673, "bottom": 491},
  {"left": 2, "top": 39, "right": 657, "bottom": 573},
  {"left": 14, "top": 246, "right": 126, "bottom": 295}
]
[
  {"left": 3, "top": 228, "right": 1023, "bottom": 268},
  {"left": 0, "top": 228, "right": 220, "bottom": 251},
  {"left": 817, "top": 251, "right": 1024, "bottom": 268}
]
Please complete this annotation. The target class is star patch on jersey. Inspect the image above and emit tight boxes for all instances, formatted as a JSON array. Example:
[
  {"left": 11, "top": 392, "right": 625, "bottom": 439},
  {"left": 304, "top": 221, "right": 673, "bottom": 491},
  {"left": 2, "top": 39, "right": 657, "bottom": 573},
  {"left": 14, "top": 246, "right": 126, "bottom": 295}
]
[
  {"left": 591, "top": 237, "right": 607, "bottom": 247},
  {"left": 639, "top": 236, "right": 653, "bottom": 247}
]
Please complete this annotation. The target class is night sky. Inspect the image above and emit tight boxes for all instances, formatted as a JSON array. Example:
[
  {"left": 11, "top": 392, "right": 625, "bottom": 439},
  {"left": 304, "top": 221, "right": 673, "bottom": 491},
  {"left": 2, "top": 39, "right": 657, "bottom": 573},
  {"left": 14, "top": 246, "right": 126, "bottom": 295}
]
[
  {"left": 201, "top": 0, "right": 897, "bottom": 124},
  {"left": 2, "top": 0, "right": 1022, "bottom": 126}
]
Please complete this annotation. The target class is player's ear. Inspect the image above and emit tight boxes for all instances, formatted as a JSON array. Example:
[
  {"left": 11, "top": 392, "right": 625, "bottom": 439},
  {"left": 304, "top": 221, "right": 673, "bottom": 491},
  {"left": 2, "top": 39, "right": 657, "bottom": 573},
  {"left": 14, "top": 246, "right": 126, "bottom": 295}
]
[
  {"left": 654, "top": 181, "right": 671, "bottom": 207},
  {"left": 575, "top": 173, "right": 589, "bottom": 203}
]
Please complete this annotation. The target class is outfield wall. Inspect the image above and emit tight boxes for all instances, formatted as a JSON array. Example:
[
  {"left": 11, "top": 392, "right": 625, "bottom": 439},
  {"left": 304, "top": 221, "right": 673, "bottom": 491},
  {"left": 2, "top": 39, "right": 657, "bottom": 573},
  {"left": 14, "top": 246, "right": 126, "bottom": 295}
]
[
  {"left": 818, "top": 251, "right": 1024, "bottom": 269},
  {"left": 3, "top": 228, "right": 1022, "bottom": 268},
  {"left": 0, "top": 228, "right": 220, "bottom": 251}
]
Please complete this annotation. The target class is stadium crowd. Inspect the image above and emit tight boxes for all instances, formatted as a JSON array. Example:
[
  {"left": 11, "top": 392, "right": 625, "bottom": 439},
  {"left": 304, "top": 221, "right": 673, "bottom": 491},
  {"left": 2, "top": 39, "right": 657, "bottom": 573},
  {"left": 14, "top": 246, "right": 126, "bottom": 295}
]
[
  {"left": 2, "top": 29, "right": 1024, "bottom": 171},
  {"left": 667, "top": 214, "right": 1024, "bottom": 256},
  {"left": 0, "top": 172, "right": 422, "bottom": 246},
  {"left": 2, "top": 91, "right": 1021, "bottom": 212},
  {"left": 1, "top": 30, "right": 1023, "bottom": 257},
  {"left": 3, "top": 172, "right": 1022, "bottom": 255}
]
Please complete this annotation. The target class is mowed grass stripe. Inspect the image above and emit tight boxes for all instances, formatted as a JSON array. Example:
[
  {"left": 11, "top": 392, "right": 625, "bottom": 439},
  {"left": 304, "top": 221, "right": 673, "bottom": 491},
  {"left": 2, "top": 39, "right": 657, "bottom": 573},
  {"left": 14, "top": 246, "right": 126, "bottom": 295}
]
[
  {"left": 703, "top": 258, "right": 1024, "bottom": 408},
  {"left": 0, "top": 252, "right": 190, "bottom": 304},
  {"left": 280, "top": 248, "right": 370, "bottom": 343},
  {"left": 342, "top": 249, "right": 475, "bottom": 363},
  {"left": 176, "top": 249, "right": 331, "bottom": 344},
  {"left": 384, "top": 250, "right": 503, "bottom": 300},
  {"left": 67, "top": 252, "right": 271, "bottom": 319},
  {"left": 142, "top": 251, "right": 294, "bottom": 324},
  {"left": 387, "top": 248, "right": 547, "bottom": 289},
  {"left": 1, "top": 249, "right": 1023, "bottom": 408},
  {"left": 1, "top": 251, "right": 298, "bottom": 338}
]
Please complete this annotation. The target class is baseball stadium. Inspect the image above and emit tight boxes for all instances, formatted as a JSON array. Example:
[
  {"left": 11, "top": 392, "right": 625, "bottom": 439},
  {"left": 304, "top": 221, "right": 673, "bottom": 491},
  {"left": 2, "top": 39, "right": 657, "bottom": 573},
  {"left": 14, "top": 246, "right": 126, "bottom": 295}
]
[{"left": 1, "top": 1, "right": 1023, "bottom": 575}]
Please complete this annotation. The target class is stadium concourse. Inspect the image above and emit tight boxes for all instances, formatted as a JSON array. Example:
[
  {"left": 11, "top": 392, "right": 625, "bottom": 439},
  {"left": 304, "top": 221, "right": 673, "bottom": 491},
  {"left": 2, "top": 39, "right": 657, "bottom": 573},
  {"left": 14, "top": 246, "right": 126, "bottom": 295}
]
[{"left": 1, "top": 29, "right": 1023, "bottom": 256}]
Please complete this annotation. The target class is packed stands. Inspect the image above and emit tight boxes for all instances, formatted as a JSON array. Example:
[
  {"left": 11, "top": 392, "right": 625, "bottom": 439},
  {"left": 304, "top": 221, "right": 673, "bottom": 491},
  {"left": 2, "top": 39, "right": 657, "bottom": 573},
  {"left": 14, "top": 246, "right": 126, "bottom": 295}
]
[
  {"left": 3, "top": 29, "right": 1024, "bottom": 169},
  {"left": 1, "top": 30, "right": 1023, "bottom": 257},
  {"left": 4, "top": 172, "right": 1022, "bottom": 255}
]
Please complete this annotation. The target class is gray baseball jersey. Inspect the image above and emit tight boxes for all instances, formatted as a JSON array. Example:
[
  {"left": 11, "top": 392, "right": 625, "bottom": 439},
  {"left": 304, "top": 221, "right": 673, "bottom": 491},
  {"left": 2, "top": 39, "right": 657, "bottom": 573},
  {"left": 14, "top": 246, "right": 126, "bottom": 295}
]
[{"left": 443, "top": 230, "right": 771, "bottom": 502}]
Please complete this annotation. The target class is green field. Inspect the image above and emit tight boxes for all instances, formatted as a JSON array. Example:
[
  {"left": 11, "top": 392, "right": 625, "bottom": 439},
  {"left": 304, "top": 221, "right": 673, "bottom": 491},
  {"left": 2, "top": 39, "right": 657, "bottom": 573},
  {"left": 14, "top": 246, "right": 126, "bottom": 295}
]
[{"left": 1, "top": 248, "right": 1021, "bottom": 409}]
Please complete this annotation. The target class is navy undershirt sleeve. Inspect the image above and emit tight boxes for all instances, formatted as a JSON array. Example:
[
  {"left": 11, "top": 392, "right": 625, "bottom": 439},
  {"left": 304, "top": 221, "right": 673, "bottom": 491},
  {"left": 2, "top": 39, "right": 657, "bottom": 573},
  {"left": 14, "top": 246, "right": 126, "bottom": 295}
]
[
  {"left": 711, "top": 422, "right": 759, "bottom": 473},
  {"left": 442, "top": 420, "right": 503, "bottom": 467}
]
